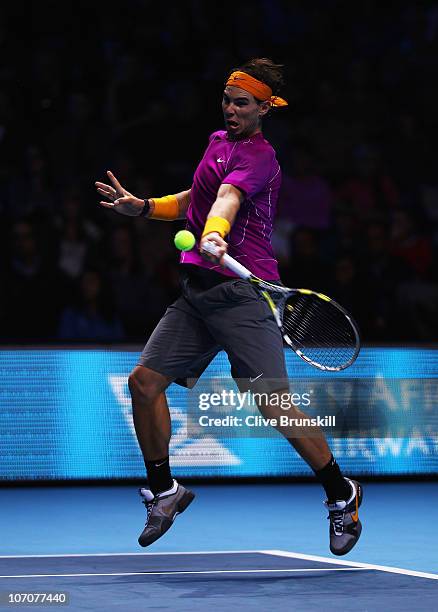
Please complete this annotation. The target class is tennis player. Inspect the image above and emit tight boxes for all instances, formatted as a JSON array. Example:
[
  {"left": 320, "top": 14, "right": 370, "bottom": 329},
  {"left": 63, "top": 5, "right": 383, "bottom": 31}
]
[{"left": 95, "top": 58, "right": 363, "bottom": 556}]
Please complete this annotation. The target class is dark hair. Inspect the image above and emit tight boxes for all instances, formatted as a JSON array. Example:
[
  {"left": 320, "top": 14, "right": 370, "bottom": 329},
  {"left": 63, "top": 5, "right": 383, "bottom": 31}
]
[{"left": 230, "top": 58, "right": 285, "bottom": 95}]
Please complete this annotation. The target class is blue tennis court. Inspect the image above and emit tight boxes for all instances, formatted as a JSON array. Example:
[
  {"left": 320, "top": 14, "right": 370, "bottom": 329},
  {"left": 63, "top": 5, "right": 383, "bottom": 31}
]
[
  {"left": 1, "top": 482, "right": 437, "bottom": 610},
  {"left": 1, "top": 348, "right": 438, "bottom": 609},
  {"left": 0, "top": 550, "right": 438, "bottom": 610},
  {"left": 1, "top": 550, "right": 437, "bottom": 611}
]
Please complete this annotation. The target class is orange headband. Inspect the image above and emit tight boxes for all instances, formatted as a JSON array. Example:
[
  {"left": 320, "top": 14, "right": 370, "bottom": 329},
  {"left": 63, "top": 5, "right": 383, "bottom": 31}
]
[{"left": 226, "top": 71, "right": 288, "bottom": 108}]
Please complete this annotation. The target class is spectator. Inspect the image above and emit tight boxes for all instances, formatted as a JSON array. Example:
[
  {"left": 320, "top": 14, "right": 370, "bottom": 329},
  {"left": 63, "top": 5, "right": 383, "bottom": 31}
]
[
  {"left": 360, "top": 221, "right": 407, "bottom": 340},
  {"left": 2, "top": 220, "right": 67, "bottom": 341},
  {"left": 390, "top": 209, "right": 434, "bottom": 279},
  {"left": 54, "top": 190, "right": 101, "bottom": 279},
  {"left": 337, "top": 145, "right": 400, "bottom": 221},
  {"left": 328, "top": 255, "right": 368, "bottom": 333},
  {"left": 278, "top": 141, "right": 333, "bottom": 222},
  {"left": 0, "top": 2, "right": 437, "bottom": 343},
  {"left": 58, "top": 269, "right": 124, "bottom": 341},
  {"left": 281, "top": 227, "right": 329, "bottom": 291},
  {"left": 107, "top": 226, "right": 166, "bottom": 338},
  {"left": 321, "top": 207, "right": 360, "bottom": 261}
]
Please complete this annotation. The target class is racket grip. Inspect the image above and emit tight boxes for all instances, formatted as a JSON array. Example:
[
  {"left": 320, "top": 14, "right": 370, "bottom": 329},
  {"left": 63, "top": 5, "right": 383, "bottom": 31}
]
[{"left": 202, "top": 240, "right": 252, "bottom": 280}]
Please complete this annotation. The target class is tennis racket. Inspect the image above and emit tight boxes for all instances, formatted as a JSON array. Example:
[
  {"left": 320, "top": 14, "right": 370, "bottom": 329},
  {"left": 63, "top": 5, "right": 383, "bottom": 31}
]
[{"left": 202, "top": 241, "right": 360, "bottom": 371}]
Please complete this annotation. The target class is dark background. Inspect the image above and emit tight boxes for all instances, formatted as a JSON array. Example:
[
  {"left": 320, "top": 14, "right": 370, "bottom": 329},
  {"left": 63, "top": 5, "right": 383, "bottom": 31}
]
[{"left": 1, "top": 0, "right": 437, "bottom": 344}]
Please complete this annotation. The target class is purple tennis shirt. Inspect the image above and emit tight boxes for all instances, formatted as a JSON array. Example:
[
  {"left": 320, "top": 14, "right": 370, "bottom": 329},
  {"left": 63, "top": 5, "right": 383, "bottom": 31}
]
[{"left": 180, "top": 130, "right": 281, "bottom": 280}]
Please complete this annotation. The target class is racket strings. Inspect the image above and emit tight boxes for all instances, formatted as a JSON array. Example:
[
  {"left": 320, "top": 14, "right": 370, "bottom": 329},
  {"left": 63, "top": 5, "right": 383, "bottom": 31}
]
[{"left": 282, "top": 294, "right": 358, "bottom": 369}]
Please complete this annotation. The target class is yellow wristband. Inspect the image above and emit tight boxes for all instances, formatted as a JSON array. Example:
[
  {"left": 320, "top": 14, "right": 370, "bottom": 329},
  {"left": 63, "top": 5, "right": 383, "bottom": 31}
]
[
  {"left": 202, "top": 216, "right": 231, "bottom": 238},
  {"left": 150, "top": 195, "right": 179, "bottom": 220}
]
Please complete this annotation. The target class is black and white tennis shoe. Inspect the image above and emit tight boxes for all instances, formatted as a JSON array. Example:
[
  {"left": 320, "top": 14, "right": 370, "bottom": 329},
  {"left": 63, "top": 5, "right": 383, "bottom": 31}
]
[
  {"left": 324, "top": 478, "right": 363, "bottom": 556},
  {"left": 138, "top": 480, "right": 195, "bottom": 547}
]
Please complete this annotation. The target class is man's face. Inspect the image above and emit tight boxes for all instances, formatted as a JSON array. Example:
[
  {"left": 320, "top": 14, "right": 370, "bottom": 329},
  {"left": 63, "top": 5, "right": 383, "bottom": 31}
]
[{"left": 222, "top": 86, "right": 269, "bottom": 139}]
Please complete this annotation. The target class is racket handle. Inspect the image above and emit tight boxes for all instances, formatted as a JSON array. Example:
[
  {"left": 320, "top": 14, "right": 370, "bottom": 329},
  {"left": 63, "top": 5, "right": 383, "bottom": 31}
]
[{"left": 202, "top": 240, "right": 252, "bottom": 280}]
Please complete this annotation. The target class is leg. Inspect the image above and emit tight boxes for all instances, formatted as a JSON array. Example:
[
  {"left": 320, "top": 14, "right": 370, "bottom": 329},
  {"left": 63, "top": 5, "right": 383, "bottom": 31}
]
[
  {"left": 129, "top": 363, "right": 201, "bottom": 549},
  {"left": 285, "top": 427, "right": 331, "bottom": 470},
  {"left": 128, "top": 365, "right": 172, "bottom": 463},
  {"left": 204, "top": 279, "right": 363, "bottom": 555},
  {"left": 255, "top": 391, "right": 362, "bottom": 555},
  {"left": 209, "top": 282, "right": 348, "bottom": 491},
  {"left": 133, "top": 297, "right": 219, "bottom": 469},
  {"left": 131, "top": 294, "right": 218, "bottom": 547},
  {"left": 255, "top": 391, "right": 331, "bottom": 470}
]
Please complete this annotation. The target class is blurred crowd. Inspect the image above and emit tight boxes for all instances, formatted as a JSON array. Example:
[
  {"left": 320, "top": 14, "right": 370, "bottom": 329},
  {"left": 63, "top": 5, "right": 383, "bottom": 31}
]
[{"left": 1, "top": 1, "right": 437, "bottom": 343}]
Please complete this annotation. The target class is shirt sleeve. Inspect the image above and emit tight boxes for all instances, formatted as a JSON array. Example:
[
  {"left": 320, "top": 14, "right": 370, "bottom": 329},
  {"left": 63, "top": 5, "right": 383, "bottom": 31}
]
[
  {"left": 223, "top": 146, "right": 273, "bottom": 198},
  {"left": 208, "top": 130, "right": 225, "bottom": 144}
]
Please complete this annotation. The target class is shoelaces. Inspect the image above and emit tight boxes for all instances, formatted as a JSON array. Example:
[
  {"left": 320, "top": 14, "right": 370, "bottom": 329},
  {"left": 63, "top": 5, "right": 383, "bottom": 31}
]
[
  {"left": 142, "top": 497, "right": 156, "bottom": 523},
  {"left": 329, "top": 508, "right": 345, "bottom": 536}
]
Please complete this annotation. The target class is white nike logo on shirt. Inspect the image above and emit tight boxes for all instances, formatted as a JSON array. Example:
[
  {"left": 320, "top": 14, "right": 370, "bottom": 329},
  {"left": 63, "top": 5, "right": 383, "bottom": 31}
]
[
  {"left": 217, "top": 157, "right": 226, "bottom": 163},
  {"left": 250, "top": 373, "right": 263, "bottom": 382}
]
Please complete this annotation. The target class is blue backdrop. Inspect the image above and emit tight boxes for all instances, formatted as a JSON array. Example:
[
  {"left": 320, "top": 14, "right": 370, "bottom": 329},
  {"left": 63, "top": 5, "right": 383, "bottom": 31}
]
[{"left": 0, "top": 347, "right": 437, "bottom": 480}]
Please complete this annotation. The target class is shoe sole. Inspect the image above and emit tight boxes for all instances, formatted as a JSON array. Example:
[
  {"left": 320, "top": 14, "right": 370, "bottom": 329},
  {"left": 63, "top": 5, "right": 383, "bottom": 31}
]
[{"left": 355, "top": 481, "right": 363, "bottom": 509}]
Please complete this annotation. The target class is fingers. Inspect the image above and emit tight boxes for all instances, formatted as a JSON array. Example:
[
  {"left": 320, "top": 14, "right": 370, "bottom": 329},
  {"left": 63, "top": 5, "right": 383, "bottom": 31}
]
[
  {"left": 106, "top": 170, "right": 124, "bottom": 192},
  {"left": 96, "top": 186, "right": 116, "bottom": 201},
  {"left": 99, "top": 197, "right": 127, "bottom": 207},
  {"left": 98, "top": 197, "right": 131, "bottom": 210},
  {"left": 200, "top": 233, "right": 227, "bottom": 264},
  {"left": 200, "top": 233, "right": 226, "bottom": 252},
  {"left": 95, "top": 172, "right": 134, "bottom": 214}
]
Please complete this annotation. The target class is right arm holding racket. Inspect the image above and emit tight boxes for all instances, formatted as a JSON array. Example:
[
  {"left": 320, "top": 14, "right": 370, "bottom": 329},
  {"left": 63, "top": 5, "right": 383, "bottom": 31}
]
[
  {"left": 199, "top": 183, "right": 244, "bottom": 264},
  {"left": 192, "top": 183, "right": 361, "bottom": 371}
]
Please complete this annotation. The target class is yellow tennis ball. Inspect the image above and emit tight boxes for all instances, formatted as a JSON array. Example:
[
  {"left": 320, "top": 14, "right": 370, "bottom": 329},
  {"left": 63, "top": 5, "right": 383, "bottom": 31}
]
[{"left": 174, "top": 230, "right": 196, "bottom": 251}]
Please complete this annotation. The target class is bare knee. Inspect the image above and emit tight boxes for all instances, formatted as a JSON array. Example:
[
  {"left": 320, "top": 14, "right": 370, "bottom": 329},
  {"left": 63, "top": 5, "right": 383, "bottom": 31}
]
[{"left": 128, "top": 366, "right": 170, "bottom": 404}]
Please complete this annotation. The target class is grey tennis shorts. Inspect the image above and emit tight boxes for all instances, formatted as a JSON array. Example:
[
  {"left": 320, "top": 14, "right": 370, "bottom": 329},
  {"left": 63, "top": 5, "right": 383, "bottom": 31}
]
[{"left": 138, "top": 265, "right": 288, "bottom": 393}]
